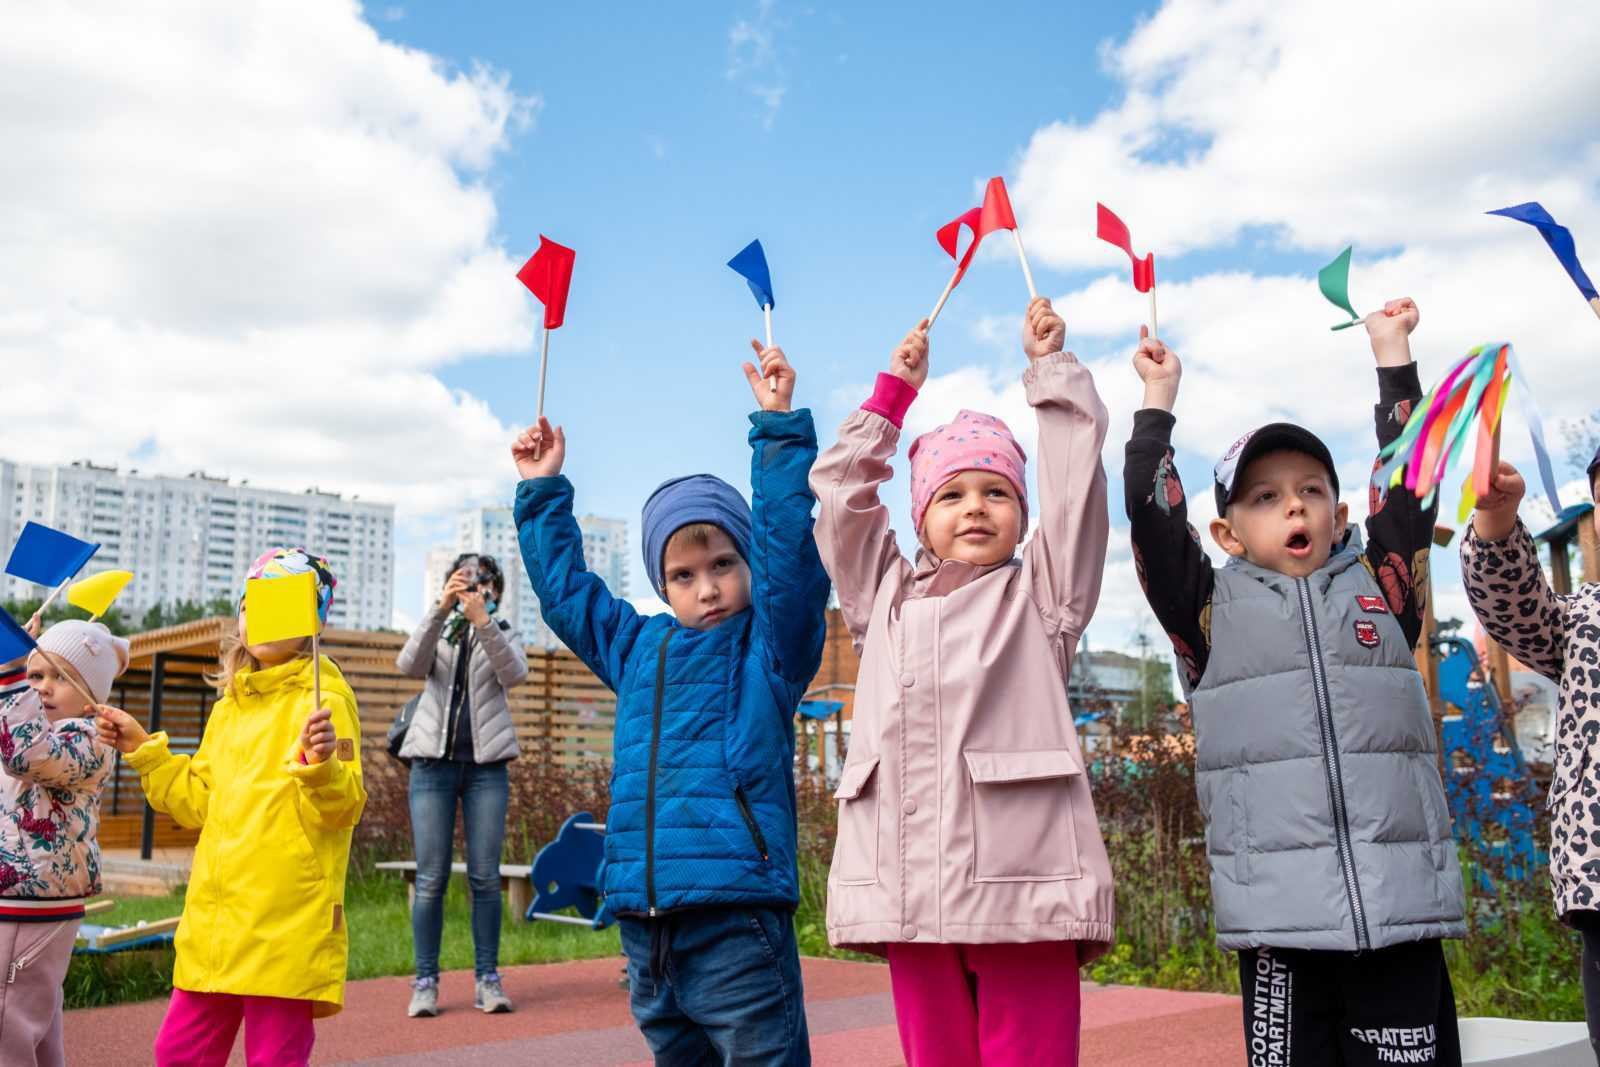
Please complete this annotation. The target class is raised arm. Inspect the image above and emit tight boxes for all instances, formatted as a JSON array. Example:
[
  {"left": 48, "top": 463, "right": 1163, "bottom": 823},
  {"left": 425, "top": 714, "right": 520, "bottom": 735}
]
[
  {"left": 123, "top": 709, "right": 221, "bottom": 829},
  {"left": 742, "top": 342, "right": 831, "bottom": 683},
  {"left": 1359, "top": 299, "right": 1435, "bottom": 649},
  {"left": 1018, "top": 300, "right": 1109, "bottom": 666},
  {"left": 512, "top": 417, "right": 645, "bottom": 689},
  {"left": 396, "top": 602, "right": 451, "bottom": 678},
  {"left": 0, "top": 690, "right": 113, "bottom": 792},
  {"left": 1460, "top": 462, "right": 1568, "bottom": 681},
  {"left": 808, "top": 322, "right": 927, "bottom": 648},
  {"left": 1124, "top": 328, "right": 1215, "bottom": 692}
]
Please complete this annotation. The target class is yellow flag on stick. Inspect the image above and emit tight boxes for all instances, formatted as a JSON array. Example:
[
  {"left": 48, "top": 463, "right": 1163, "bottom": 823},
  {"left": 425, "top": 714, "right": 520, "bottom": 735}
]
[
  {"left": 244, "top": 572, "right": 322, "bottom": 646},
  {"left": 66, "top": 570, "right": 133, "bottom": 619}
]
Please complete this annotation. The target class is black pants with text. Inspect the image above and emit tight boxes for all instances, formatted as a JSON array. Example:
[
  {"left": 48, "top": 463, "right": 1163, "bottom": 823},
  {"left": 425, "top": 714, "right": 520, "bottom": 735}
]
[{"left": 1237, "top": 940, "right": 1460, "bottom": 1066}]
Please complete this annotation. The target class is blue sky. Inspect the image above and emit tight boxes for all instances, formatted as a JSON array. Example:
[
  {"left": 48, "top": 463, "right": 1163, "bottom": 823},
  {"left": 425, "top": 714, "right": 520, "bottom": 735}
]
[{"left": 2, "top": 1, "right": 1596, "bottom": 657}]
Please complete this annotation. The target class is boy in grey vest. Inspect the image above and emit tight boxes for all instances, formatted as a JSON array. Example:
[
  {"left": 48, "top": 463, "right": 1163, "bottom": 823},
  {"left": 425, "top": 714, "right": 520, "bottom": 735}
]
[{"left": 1124, "top": 301, "right": 1466, "bottom": 1067}]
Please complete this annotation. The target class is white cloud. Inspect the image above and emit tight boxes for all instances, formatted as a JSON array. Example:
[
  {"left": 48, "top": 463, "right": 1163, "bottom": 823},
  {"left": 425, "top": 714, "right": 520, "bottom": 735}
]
[
  {"left": 936, "top": 0, "right": 1600, "bottom": 657},
  {"left": 727, "top": 0, "right": 787, "bottom": 129},
  {"left": 0, "top": 0, "right": 540, "bottom": 517}
]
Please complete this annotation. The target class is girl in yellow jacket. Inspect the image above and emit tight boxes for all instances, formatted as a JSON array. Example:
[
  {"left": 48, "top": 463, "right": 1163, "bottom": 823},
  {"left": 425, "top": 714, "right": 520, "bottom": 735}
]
[{"left": 98, "top": 548, "right": 366, "bottom": 1067}]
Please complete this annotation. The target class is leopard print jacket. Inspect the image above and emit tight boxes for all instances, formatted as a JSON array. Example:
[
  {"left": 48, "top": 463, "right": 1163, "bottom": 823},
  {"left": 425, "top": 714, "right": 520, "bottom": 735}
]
[{"left": 1461, "top": 519, "right": 1600, "bottom": 918}]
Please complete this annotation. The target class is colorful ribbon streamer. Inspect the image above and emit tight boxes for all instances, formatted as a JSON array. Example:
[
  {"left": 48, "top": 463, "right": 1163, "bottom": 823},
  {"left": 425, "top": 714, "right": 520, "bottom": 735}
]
[{"left": 1371, "top": 343, "right": 1562, "bottom": 523}]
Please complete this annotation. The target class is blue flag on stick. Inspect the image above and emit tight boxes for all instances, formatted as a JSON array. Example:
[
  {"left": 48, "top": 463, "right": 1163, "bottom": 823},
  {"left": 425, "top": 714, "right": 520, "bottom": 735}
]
[
  {"left": 727, "top": 240, "right": 775, "bottom": 310},
  {"left": 4, "top": 522, "right": 99, "bottom": 587},
  {"left": 0, "top": 607, "right": 37, "bottom": 666},
  {"left": 1488, "top": 202, "right": 1599, "bottom": 303}
]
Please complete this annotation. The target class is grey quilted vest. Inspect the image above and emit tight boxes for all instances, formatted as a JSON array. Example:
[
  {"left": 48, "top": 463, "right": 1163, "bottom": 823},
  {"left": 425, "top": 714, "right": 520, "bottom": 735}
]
[{"left": 1187, "top": 533, "right": 1465, "bottom": 952}]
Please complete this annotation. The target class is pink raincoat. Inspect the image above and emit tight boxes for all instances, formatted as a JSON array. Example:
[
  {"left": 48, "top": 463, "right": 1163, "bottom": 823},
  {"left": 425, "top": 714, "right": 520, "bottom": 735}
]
[{"left": 810, "top": 351, "right": 1115, "bottom": 959}]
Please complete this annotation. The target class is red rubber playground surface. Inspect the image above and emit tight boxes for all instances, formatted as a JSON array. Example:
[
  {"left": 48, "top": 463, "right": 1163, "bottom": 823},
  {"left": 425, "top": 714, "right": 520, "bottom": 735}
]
[{"left": 64, "top": 957, "right": 1246, "bottom": 1065}]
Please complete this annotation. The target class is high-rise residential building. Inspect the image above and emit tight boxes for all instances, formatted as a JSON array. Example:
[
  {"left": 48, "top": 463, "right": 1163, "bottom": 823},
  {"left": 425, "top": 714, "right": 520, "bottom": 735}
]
[
  {"left": 422, "top": 508, "right": 629, "bottom": 650},
  {"left": 0, "top": 458, "right": 395, "bottom": 631}
]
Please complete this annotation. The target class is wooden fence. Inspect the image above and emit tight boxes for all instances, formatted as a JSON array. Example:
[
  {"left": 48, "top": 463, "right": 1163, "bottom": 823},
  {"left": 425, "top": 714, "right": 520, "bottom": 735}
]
[{"left": 108, "top": 610, "right": 861, "bottom": 853}]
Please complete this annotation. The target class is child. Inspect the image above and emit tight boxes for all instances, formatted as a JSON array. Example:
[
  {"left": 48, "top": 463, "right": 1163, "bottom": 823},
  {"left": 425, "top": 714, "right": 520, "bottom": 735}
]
[
  {"left": 511, "top": 343, "right": 830, "bottom": 1065},
  {"left": 811, "top": 297, "right": 1114, "bottom": 1066},
  {"left": 1460, "top": 447, "right": 1600, "bottom": 1053},
  {"left": 96, "top": 548, "right": 365, "bottom": 1067},
  {"left": 1125, "top": 299, "right": 1466, "bottom": 1066},
  {"left": 0, "top": 619, "right": 126, "bottom": 1067}
]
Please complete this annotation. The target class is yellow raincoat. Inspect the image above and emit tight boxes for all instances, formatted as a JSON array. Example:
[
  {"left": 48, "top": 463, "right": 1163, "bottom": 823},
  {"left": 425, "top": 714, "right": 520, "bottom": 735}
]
[{"left": 127, "top": 654, "right": 366, "bottom": 1016}]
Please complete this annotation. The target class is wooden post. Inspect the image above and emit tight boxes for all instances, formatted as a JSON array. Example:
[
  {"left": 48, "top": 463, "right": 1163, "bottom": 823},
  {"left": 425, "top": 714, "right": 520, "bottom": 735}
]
[
  {"left": 1579, "top": 510, "right": 1600, "bottom": 583},
  {"left": 1550, "top": 537, "right": 1574, "bottom": 596},
  {"left": 1487, "top": 638, "right": 1513, "bottom": 707},
  {"left": 1419, "top": 525, "right": 1453, "bottom": 717}
]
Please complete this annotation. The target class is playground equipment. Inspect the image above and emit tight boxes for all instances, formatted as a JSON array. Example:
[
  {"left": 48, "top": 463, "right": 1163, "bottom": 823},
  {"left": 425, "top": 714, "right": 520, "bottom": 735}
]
[
  {"left": 1458, "top": 1017, "right": 1592, "bottom": 1065},
  {"left": 72, "top": 899, "right": 181, "bottom": 956},
  {"left": 524, "top": 811, "right": 610, "bottom": 930},
  {"left": 1435, "top": 634, "right": 1546, "bottom": 887}
]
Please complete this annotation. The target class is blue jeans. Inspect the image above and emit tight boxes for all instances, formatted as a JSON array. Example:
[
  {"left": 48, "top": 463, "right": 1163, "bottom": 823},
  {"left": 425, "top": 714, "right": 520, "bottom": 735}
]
[
  {"left": 408, "top": 758, "right": 509, "bottom": 980},
  {"left": 619, "top": 907, "right": 810, "bottom": 1067}
]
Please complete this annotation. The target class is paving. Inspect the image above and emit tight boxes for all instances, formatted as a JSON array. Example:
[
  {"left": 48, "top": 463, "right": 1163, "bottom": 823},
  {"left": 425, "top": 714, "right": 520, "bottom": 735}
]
[{"left": 64, "top": 956, "right": 1246, "bottom": 1065}]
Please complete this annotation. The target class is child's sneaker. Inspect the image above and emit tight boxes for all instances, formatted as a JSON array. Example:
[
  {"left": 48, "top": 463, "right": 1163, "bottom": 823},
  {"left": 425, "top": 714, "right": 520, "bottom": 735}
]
[
  {"left": 475, "top": 972, "right": 513, "bottom": 1014},
  {"left": 407, "top": 976, "right": 439, "bottom": 1018}
]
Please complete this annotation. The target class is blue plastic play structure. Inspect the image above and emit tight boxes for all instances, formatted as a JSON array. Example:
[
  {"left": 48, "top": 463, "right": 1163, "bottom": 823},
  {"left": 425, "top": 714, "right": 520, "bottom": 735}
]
[
  {"left": 1434, "top": 634, "right": 1546, "bottom": 887},
  {"left": 525, "top": 811, "right": 611, "bottom": 930}
]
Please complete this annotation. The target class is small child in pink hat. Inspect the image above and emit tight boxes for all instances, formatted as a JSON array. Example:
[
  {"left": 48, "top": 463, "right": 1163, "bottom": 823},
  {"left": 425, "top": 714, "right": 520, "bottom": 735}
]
[
  {"left": 0, "top": 618, "right": 130, "bottom": 1067},
  {"left": 811, "top": 297, "right": 1114, "bottom": 1066}
]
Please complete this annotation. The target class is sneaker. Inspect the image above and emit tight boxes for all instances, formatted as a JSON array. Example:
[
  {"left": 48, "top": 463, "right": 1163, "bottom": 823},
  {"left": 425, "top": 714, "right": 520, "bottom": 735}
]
[
  {"left": 408, "top": 977, "right": 439, "bottom": 1018},
  {"left": 475, "top": 972, "right": 513, "bottom": 1014}
]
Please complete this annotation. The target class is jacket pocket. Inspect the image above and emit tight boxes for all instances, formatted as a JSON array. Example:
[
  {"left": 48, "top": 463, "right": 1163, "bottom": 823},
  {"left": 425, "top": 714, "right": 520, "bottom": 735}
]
[
  {"left": 964, "top": 749, "right": 1082, "bottom": 882},
  {"left": 1410, "top": 753, "right": 1451, "bottom": 872},
  {"left": 733, "top": 786, "right": 770, "bottom": 862},
  {"left": 832, "top": 755, "right": 881, "bottom": 886}
]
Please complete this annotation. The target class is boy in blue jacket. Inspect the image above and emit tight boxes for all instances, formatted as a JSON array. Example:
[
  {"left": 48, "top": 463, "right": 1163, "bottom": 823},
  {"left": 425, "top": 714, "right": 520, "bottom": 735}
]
[{"left": 511, "top": 342, "right": 829, "bottom": 1066}]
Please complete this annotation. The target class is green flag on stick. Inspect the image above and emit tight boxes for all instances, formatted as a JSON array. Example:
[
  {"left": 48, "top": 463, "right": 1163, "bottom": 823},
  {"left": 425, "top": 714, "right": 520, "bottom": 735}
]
[{"left": 1318, "top": 246, "right": 1362, "bottom": 331}]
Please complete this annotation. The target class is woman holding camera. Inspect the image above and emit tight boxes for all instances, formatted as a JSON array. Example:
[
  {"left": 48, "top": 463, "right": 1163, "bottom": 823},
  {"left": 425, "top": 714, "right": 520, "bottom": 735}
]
[{"left": 396, "top": 554, "right": 529, "bottom": 1018}]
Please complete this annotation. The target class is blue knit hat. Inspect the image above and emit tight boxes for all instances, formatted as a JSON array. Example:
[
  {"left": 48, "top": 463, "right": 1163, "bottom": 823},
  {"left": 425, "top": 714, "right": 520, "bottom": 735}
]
[{"left": 641, "top": 475, "right": 753, "bottom": 594}]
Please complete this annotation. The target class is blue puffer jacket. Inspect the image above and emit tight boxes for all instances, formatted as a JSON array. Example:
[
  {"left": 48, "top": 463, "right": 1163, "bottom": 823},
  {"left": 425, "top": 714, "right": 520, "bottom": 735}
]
[{"left": 514, "top": 409, "right": 831, "bottom": 917}]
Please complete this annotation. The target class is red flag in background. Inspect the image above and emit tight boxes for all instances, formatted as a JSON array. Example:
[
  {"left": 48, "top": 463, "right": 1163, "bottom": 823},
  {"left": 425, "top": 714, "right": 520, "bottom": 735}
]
[
  {"left": 937, "top": 177, "right": 1020, "bottom": 287},
  {"left": 516, "top": 236, "right": 577, "bottom": 328},
  {"left": 1096, "top": 203, "right": 1155, "bottom": 292}
]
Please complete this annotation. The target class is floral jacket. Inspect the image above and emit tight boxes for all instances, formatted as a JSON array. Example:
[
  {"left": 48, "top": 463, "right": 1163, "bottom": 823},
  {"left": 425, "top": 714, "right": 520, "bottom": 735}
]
[{"left": 0, "top": 689, "right": 113, "bottom": 913}]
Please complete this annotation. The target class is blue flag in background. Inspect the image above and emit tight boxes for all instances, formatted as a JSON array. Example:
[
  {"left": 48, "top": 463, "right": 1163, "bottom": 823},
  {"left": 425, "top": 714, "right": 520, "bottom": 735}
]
[
  {"left": 1488, "top": 202, "right": 1599, "bottom": 302},
  {"left": 727, "top": 239, "right": 775, "bottom": 310},
  {"left": 4, "top": 521, "right": 99, "bottom": 587},
  {"left": 0, "top": 607, "right": 37, "bottom": 666}
]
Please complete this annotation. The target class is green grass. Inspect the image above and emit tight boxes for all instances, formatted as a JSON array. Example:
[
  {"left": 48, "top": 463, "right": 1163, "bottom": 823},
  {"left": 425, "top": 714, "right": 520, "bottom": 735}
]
[{"left": 66, "top": 866, "right": 621, "bottom": 1010}]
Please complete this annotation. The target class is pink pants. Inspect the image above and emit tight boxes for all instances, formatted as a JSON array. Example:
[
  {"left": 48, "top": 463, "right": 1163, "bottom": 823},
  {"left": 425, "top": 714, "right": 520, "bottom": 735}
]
[
  {"left": 0, "top": 919, "right": 79, "bottom": 1067},
  {"left": 153, "top": 989, "right": 315, "bottom": 1067},
  {"left": 887, "top": 940, "right": 1081, "bottom": 1067}
]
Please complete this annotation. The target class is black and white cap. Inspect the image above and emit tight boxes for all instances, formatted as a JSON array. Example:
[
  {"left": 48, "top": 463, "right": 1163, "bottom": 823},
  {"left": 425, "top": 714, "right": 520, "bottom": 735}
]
[{"left": 1213, "top": 422, "right": 1339, "bottom": 514}]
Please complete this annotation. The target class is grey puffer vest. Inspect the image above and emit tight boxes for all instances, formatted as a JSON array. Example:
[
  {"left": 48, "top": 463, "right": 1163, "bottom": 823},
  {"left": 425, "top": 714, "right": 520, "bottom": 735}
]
[
  {"left": 1187, "top": 533, "right": 1465, "bottom": 952},
  {"left": 396, "top": 604, "right": 529, "bottom": 763}
]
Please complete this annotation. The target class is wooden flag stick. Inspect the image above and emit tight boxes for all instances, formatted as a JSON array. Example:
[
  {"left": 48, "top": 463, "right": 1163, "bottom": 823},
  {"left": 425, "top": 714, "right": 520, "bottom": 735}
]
[
  {"left": 1590, "top": 296, "right": 1600, "bottom": 322},
  {"left": 1011, "top": 229, "right": 1038, "bottom": 300},
  {"left": 312, "top": 631, "right": 322, "bottom": 713},
  {"left": 533, "top": 325, "right": 551, "bottom": 460},
  {"left": 927, "top": 266, "right": 962, "bottom": 331},
  {"left": 1149, "top": 285, "right": 1159, "bottom": 339},
  {"left": 764, "top": 304, "right": 776, "bottom": 393}
]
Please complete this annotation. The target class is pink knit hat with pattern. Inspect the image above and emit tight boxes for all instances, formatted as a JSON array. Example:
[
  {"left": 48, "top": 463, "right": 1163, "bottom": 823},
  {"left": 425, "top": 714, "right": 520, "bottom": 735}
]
[{"left": 908, "top": 409, "right": 1029, "bottom": 534}]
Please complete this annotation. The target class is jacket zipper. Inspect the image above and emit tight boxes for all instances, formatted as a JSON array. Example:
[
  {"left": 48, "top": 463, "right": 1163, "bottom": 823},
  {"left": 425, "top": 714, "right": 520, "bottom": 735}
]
[
  {"left": 1296, "top": 577, "right": 1371, "bottom": 952},
  {"left": 646, "top": 630, "right": 673, "bottom": 917},
  {"left": 7, "top": 921, "right": 71, "bottom": 984},
  {"left": 733, "top": 786, "right": 770, "bottom": 861}
]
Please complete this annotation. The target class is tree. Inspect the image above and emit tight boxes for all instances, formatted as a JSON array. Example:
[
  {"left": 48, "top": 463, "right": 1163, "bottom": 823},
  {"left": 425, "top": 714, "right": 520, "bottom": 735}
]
[{"left": 1125, "top": 629, "right": 1177, "bottom": 730}]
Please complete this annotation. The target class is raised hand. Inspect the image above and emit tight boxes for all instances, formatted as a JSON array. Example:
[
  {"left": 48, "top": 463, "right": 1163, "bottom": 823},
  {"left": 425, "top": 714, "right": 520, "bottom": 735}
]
[
  {"left": 301, "top": 706, "right": 337, "bottom": 764},
  {"left": 1471, "top": 460, "right": 1525, "bottom": 542},
  {"left": 889, "top": 320, "right": 931, "bottom": 390},
  {"left": 1022, "top": 297, "right": 1066, "bottom": 360},
  {"left": 1363, "top": 297, "right": 1419, "bottom": 367},
  {"left": 742, "top": 341, "right": 795, "bottom": 412},
  {"left": 94, "top": 704, "right": 150, "bottom": 755},
  {"left": 459, "top": 588, "right": 490, "bottom": 625},
  {"left": 1131, "top": 325, "right": 1182, "bottom": 412},
  {"left": 512, "top": 416, "right": 566, "bottom": 480},
  {"left": 438, "top": 571, "right": 469, "bottom": 612}
]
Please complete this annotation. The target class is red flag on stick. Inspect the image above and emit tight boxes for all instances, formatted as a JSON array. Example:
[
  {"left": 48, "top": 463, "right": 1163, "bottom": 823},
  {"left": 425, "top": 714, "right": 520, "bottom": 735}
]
[
  {"left": 929, "top": 177, "right": 1035, "bottom": 328},
  {"left": 517, "top": 236, "right": 577, "bottom": 329},
  {"left": 1096, "top": 203, "right": 1158, "bottom": 335}
]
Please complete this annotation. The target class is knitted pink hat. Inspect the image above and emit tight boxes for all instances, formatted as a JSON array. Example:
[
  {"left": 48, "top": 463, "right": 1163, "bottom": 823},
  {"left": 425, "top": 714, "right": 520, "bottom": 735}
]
[
  {"left": 35, "top": 620, "right": 130, "bottom": 704},
  {"left": 908, "top": 409, "right": 1029, "bottom": 534}
]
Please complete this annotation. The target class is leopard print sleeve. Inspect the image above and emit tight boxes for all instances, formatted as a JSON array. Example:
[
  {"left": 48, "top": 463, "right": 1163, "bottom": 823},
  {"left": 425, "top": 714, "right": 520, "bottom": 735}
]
[{"left": 1460, "top": 518, "right": 1569, "bottom": 681}]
